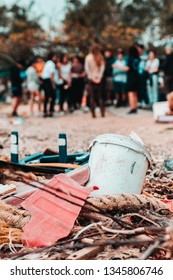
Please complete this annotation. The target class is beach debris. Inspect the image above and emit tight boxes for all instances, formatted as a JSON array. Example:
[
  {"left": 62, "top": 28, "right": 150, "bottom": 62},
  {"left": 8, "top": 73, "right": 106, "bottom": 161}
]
[{"left": 21, "top": 174, "right": 98, "bottom": 247}]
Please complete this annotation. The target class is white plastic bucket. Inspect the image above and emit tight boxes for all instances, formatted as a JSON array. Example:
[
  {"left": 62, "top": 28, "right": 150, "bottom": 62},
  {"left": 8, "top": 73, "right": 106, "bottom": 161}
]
[{"left": 86, "top": 134, "right": 151, "bottom": 196}]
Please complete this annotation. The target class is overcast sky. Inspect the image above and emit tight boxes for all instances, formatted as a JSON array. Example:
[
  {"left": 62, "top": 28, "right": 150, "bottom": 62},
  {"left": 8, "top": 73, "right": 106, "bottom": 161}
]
[{"left": 2, "top": 0, "right": 67, "bottom": 29}]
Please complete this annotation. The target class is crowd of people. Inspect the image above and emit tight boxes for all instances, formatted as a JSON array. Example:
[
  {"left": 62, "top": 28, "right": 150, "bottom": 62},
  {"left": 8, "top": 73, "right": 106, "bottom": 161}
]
[
  {"left": 103, "top": 43, "right": 173, "bottom": 114},
  {"left": 9, "top": 43, "right": 173, "bottom": 118}
]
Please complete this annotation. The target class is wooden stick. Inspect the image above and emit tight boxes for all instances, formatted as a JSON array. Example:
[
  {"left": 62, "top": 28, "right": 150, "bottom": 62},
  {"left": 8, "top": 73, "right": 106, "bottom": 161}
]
[
  {"left": 66, "top": 245, "right": 103, "bottom": 260},
  {"left": 28, "top": 163, "right": 79, "bottom": 169}
]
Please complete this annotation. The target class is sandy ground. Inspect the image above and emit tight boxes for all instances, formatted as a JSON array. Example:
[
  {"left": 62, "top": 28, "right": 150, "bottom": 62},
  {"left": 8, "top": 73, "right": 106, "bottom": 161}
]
[
  {"left": 1, "top": 103, "right": 173, "bottom": 260},
  {"left": 0, "top": 103, "right": 173, "bottom": 161}
]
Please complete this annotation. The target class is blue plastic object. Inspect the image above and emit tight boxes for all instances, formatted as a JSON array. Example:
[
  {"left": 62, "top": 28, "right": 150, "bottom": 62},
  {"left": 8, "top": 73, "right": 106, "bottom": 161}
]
[
  {"left": 10, "top": 131, "right": 19, "bottom": 163},
  {"left": 19, "top": 153, "right": 44, "bottom": 165},
  {"left": 58, "top": 133, "right": 67, "bottom": 163}
]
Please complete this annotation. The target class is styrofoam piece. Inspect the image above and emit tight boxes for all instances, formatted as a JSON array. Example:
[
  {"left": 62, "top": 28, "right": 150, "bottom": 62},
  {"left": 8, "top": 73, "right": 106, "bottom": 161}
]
[
  {"left": 155, "top": 115, "right": 173, "bottom": 123},
  {"left": 152, "top": 101, "right": 170, "bottom": 121}
]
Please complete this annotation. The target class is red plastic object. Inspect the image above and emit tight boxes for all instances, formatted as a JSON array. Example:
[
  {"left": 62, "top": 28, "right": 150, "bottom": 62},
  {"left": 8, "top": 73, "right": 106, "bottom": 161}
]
[
  {"left": 68, "top": 164, "right": 90, "bottom": 185},
  {"left": 160, "top": 199, "right": 173, "bottom": 212},
  {"left": 21, "top": 174, "right": 98, "bottom": 247},
  {"left": 5, "top": 164, "right": 90, "bottom": 208}
]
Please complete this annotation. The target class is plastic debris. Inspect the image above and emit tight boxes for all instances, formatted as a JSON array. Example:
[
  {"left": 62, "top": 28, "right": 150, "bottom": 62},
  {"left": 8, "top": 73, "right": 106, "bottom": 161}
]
[
  {"left": 164, "top": 158, "right": 173, "bottom": 171},
  {"left": 0, "top": 184, "right": 17, "bottom": 199},
  {"left": 21, "top": 173, "right": 98, "bottom": 247}
]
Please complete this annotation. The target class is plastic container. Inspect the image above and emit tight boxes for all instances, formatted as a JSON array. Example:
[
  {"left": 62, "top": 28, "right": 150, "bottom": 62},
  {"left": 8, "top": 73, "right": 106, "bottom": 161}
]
[{"left": 86, "top": 134, "right": 152, "bottom": 196}]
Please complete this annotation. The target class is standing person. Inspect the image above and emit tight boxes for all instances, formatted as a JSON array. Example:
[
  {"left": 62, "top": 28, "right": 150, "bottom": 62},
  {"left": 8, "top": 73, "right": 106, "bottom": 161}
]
[
  {"left": 34, "top": 56, "right": 45, "bottom": 80},
  {"left": 145, "top": 50, "right": 159, "bottom": 107},
  {"left": 34, "top": 56, "right": 45, "bottom": 91},
  {"left": 71, "top": 56, "right": 85, "bottom": 109},
  {"left": 42, "top": 52, "right": 57, "bottom": 117},
  {"left": 126, "top": 45, "right": 140, "bottom": 114},
  {"left": 59, "top": 54, "right": 72, "bottom": 113},
  {"left": 54, "top": 57, "right": 61, "bottom": 106},
  {"left": 136, "top": 44, "right": 149, "bottom": 108},
  {"left": 162, "top": 45, "right": 173, "bottom": 95},
  {"left": 26, "top": 58, "right": 42, "bottom": 115},
  {"left": 10, "top": 61, "right": 24, "bottom": 117},
  {"left": 34, "top": 56, "right": 45, "bottom": 110},
  {"left": 103, "top": 49, "right": 114, "bottom": 105},
  {"left": 85, "top": 46, "right": 105, "bottom": 118},
  {"left": 55, "top": 58, "right": 64, "bottom": 112},
  {"left": 112, "top": 50, "right": 127, "bottom": 107},
  {"left": 166, "top": 91, "right": 173, "bottom": 115}
]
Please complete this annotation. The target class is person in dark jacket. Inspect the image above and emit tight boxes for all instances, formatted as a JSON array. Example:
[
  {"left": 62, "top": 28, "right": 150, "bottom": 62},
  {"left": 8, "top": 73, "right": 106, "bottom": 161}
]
[
  {"left": 71, "top": 56, "right": 85, "bottom": 109},
  {"left": 163, "top": 45, "right": 173, "bottom": 95},
  {"left": 126, "top": 45, "right": 140, "bottom": 114},
  {"left": 103, "top": 49, "right": 114, "bottom": 105},
  {"left": 10, "top": 61, "right": 24, "bottom": 117}
]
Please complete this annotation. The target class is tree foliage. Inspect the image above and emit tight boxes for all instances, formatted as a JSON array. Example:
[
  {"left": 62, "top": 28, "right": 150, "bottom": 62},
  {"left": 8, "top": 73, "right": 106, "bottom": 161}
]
[
  {"left": 117, "top": 0, "right": 173, "bottom": 38},
  {"left": 117, "top": 0, "right": 161, "bottom": 28},
  {"left": 0, "top": 6, "right": 9, "bottom": 28},
  {"left": 62, "top": 0, "right": 157, "bottom": 54},
  {"left": 159, "top": 0, "right": 173, "bottom": 36},
  {"left": 1, "top": 0, "right": 173, "bottom": 65},
  {"left": 62, "top": 0, "right": 173, "bottom": 54},
  {"left": 0, "top": 1, "right": 44, "bottom": 64}
]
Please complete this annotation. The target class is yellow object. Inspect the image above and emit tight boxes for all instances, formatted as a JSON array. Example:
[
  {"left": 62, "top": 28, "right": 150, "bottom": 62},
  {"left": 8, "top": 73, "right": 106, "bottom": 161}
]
[{"left": 28, "top": 163, "right": 80, "bottom": 169}]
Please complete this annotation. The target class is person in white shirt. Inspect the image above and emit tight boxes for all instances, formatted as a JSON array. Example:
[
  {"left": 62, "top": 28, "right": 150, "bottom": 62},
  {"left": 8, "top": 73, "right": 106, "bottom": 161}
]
[
  {"left": 26, "top": 58, "right": 43, "bottom": 115},
  {"left": 145, "top": 50, "right": 160, "bottom": 107},
  {"left": 42, "top": 52, "right": 57, "bottom": 117}
]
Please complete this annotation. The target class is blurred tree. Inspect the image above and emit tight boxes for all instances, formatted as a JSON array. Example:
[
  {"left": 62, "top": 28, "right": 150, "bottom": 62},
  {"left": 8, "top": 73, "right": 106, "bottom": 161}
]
[
  {"left": 0, "top": 5, "right": 9, "bottom": 28},
  {"left": 159, "top": 0, "right": 173, "bottom": 36},
  {"left": 117, "top": 0, "right": 161, "bottom": 30},
  {"left": 62, "top": 0, "right": 173, "bottom": 52},
  {"left": 1, "top": 0, "right": 173, "bottom": 64},
  {"left": 62, "top": 0, "right": 150, "bottom": 54},
  {"left": 0, "top": 5, "right": 12, "bottom": 65},
  {"left": 0, "top": 1, "right": 45, "bottom": 64},
  {"left": 117, "top": 0, "right": 173, "bottom": 45}
]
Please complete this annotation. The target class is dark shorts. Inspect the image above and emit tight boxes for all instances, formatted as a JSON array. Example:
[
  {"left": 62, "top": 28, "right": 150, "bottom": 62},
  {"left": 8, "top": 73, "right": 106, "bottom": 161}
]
[
  {"left": 126, "top": 81, "right": 139, "bottom": 92},
  {"left": 113, "top": 81, "right": 126, "bottom": 93},
  {"left": 11, "top": 86, "right": 22, "bottom": 97}
]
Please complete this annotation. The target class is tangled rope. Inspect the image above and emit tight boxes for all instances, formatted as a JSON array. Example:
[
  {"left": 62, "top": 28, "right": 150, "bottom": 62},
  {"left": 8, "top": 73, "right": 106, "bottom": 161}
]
[{"left": 0, "top": 200, "right": 30, "bottom": 228}]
